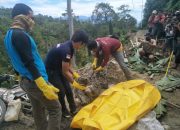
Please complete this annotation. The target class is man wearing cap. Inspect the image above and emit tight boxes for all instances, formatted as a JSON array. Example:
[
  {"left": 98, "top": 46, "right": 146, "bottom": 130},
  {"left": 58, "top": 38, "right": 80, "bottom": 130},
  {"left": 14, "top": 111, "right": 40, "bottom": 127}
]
[
  {"left": 152, "top": 10, "right": 166, "bottom": 38},
  {"left": 87, "top": 36, "right": 133, "bottom": 80},
  {"left": 4, "top": 3, "right": 61, "bottom": 130},
  {"left": 45, "top": 29, "right": 88, "bottom": 118},
  {"left": 148, "top": 10, "right": 157, "bottom": 34}
]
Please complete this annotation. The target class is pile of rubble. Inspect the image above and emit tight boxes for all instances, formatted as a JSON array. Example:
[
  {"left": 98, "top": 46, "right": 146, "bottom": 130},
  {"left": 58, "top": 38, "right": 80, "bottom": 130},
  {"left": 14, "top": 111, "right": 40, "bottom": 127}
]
[
  {"left": 74, "top": 60, "right": 127, "bottom": 108},
  {"left": 73, "top": 60, "right": 165, "bottom": 130}
]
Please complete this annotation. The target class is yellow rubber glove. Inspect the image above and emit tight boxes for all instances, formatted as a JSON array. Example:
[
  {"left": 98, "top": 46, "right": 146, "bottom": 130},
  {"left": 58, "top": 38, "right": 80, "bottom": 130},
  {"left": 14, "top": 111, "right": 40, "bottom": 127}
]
[
  {"left": 15, "top": 75, "right": 20, "bottom": 81},
  {"left": 92, "top": 58, "right": 97, "bottom": 69},
  {"left": 35, "top": 77, "right": 59, "bottom": 100},
  {"left": 95, "top": 66, "right": 104, "bottom": 72},
  {"left": 117, "top": 45, "right": 123, "bottom": 52},
  {"left": 72, "top": 80, "right": 86, "bottom": 90},
  {"left": 73, "top": 72, "right": 80, "bottom": 79}
]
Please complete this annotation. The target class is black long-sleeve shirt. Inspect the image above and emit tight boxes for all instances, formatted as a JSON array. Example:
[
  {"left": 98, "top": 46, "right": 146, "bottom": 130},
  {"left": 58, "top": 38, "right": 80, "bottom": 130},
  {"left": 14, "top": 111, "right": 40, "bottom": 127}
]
[{"left": 11, "top": 29, "right": 41, "bottom": 80}]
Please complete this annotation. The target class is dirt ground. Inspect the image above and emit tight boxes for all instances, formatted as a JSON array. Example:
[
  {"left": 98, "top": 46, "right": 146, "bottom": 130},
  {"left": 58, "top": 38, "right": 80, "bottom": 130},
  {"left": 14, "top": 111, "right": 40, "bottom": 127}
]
[
  {"left": 129, "top": 30, "right": 180, "bottom": 130},
  {"left": 161, "top": 89, "right": 180, "bottom": 130},
  {"left": 1, "top": 72, "right": 180, "bottom": 130},
  {"left": 0, "top": 117, "right": 73, "bottom": 130}
]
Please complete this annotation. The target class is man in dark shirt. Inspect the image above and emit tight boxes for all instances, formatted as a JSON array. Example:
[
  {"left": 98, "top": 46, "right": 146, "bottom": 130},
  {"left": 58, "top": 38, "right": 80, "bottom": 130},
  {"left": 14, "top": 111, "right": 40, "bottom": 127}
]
[
  {"left": 45, "top": 29, "right": 88, "bottom": 118},
  {"left": 88, "top": 36, "right": 133, "bottom": 80},
  {"left": 172, "top": 11, "right": 180, "bottom": 69},
  {"left": 4, "top": 3, "right": 61, "bottom": 130}
]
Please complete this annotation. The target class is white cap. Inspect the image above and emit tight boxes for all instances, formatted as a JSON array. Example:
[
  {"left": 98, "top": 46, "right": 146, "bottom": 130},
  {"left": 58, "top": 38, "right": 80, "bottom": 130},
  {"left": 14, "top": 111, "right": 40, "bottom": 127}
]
[
  {"left": 175, "top": 11, "right": 180, "bottom": 15},
  {"left": 152, "top": 10, "right": 157, "bottom": 14}
]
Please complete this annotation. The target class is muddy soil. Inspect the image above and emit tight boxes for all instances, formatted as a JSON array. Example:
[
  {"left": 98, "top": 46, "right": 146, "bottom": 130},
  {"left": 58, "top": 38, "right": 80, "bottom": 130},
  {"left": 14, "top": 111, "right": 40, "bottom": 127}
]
[
  {"left": 1, "top": 72, "right": 180, "bottom": 130},
  {"left": 160, "top": 89, "right": 180, "bottom": 130},
  {"left": 0, "top": 117, "right": 73, "bottom": 130}
]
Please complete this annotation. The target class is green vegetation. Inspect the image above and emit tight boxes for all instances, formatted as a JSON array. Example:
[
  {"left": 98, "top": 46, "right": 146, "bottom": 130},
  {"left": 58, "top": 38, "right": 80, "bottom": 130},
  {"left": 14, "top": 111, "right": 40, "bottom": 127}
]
[
  {"left": 0, "top": 1, "right": 178, "bottom": 73},
  {"left": 0, "top": 2, "right": 137, "bottom": 73}
]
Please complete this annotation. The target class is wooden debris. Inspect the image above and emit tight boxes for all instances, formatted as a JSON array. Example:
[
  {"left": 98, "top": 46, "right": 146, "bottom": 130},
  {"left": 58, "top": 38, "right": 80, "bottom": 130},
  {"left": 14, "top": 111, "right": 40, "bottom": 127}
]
[{"left": 165, "top": 100, "right": 180, "bottom": 109}]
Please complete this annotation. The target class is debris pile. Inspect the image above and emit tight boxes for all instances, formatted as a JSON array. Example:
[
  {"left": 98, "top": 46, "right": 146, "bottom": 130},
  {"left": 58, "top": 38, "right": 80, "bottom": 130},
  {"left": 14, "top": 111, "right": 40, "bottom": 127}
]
[
  {"left": 156, "top": 75, "right": 180, "bottom": 91},
  {"left": 74, "top": 60, "right": 126, "bottom": 107},
  {"left": 128, "top": 50, "right": 169, "bottom": 76}
]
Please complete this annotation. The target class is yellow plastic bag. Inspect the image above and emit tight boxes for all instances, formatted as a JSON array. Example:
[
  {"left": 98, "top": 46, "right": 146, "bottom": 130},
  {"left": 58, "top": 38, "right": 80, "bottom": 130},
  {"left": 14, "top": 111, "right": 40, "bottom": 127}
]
[{"left": 71, "top": 80, "right": 161, "bottom": 130}]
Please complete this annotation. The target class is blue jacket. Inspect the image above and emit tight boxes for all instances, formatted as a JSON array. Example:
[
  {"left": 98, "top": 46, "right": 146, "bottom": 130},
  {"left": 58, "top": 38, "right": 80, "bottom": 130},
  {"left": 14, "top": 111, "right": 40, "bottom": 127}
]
[{"left": 4, "top": 29, "right": 48, "bottom": 81}]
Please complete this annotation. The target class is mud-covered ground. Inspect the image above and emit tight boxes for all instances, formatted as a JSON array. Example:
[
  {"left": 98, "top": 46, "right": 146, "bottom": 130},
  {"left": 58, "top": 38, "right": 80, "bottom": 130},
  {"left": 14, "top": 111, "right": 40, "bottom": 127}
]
[
  {"left": 161, "top": 89, "right": 180, "bottom": 130},
  {"left": 1, "top": 71, "right": 180, "bottom": 130},
  {"left": 0, "top": 117, "right": 73, "bottom": 130}
]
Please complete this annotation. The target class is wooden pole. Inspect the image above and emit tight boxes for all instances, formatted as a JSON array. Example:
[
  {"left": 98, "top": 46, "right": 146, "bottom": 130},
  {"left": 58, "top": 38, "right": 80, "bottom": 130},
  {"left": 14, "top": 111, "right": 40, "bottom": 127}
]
[{"left": 67, "top": 0, "right": 76, "bottom": 67}]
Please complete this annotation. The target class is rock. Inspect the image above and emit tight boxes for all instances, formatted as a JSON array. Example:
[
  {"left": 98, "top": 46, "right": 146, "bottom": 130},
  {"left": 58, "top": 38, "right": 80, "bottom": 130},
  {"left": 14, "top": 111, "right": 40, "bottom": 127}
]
[
  {"left": 150, "top": 74, "right": 154, "bottom": 79},
  {"left": 74, "top": 60, "right": 127, "bottom": 107},
  {"left": 74, "top": 98, "right": 81, "bottom": 108},
  {"left": 84, "top": 86, "right": 93, "bottom": 97},
  {"left": 162, "top": 124, "right": 170, "bottom": 130},
  {"left": 74, "top": 60, "right": 146, "bottom": 108},
  {"left": 164, "top": 88, "right": 174, "bottom": 92},
  {"left": 77, "top": 77, "right": 88, "bottom": 86},
  {"left": 19, "top": 112, "right": 34, "bottom": 127},
  {"left": 5, "top": 99, "right": 21, "bottom": 122}
]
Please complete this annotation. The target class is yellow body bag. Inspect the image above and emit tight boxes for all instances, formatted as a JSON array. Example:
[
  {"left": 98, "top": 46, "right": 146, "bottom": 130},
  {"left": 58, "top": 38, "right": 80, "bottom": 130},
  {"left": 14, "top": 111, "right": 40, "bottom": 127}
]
[{"left": 71, "top": 80, "right": 161, "bottom": 130}]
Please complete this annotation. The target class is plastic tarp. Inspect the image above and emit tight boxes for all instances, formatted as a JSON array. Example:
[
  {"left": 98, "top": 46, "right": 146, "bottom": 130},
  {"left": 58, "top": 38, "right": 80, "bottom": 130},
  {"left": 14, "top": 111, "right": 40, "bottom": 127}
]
[{"left": 71, "top": 80, "right": 161, "bottom": 130}]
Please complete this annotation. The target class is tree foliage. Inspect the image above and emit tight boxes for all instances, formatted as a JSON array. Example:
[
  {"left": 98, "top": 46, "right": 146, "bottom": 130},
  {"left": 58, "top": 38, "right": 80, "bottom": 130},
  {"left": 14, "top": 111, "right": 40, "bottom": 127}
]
[
  {"left": 0, "top": 4, "right": 137, "bottom": 73},
  {"left": 116, "top": 5, "right": 137, "bottom": 31},
  {"left": 91, "top": 3, "right": 116, "bottom": 24},
  {"left": 91, "top": 2, "right": 118, "bottom": 34},
  {"left": 117, "top": 5, "right": 131, "bottom": 19}
]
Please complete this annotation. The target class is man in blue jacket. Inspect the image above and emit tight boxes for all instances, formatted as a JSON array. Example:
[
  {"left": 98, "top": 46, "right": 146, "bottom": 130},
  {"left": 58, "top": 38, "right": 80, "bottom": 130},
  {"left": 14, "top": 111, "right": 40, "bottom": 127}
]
[{"left": 4, "top": 3, "right": 61, "bottom": 130}]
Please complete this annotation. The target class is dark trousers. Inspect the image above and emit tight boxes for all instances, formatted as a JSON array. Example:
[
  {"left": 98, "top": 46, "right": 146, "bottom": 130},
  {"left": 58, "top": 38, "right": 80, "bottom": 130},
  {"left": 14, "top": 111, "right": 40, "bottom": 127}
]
[
  {"left": 47, "top": 70, "right": 76, "bottom": 114},
  {"left": 163, "top": 37, "right": 175, "bottom": 53},
  {"left": 148, "top": 26, "right": 153, "bottom": 34},
  {"left": 174, "top": 44, "right": 180, "bottom": 64},
  {"left": 151, "top": 22, "right": 164, "bottom": 39},
  {"left": 20, "top": 78, "right": 62, "bottom": 130}
]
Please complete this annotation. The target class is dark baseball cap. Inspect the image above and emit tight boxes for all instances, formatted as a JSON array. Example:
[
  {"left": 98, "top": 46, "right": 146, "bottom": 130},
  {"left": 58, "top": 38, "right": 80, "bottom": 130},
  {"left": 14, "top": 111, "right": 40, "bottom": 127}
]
[{"left": 12, "top": 3, "right": 33, "bottom": 18}]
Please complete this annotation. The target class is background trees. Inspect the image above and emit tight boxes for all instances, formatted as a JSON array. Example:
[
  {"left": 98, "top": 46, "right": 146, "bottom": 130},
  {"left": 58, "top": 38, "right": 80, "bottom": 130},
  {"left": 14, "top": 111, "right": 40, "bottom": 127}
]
[
  {"left": 91, "top": 3, "right": 117, "bottom": 34},
  {"left": 1, "top": 0, "right": 177, "bottom": 73},
  {"left": 0, "top": 2, "right": 137, "bottom": 73}
]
